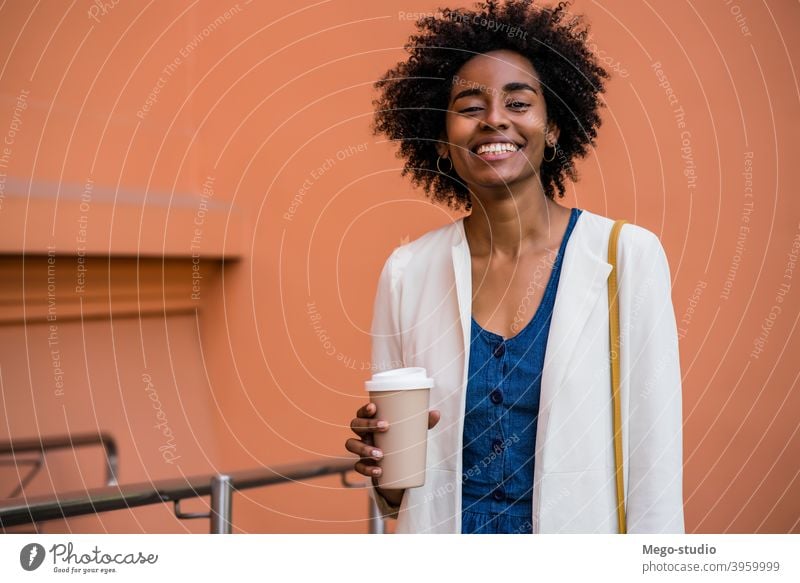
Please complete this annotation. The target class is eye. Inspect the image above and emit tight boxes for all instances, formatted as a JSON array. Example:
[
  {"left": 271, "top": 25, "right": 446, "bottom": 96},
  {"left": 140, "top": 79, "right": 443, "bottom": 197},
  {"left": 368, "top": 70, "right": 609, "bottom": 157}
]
[
  {"left": 507, "top": 101, "right": 530, "bottom": 110},
  {"left": 458, "top": 106, "right": 484, "bottom": 114}
]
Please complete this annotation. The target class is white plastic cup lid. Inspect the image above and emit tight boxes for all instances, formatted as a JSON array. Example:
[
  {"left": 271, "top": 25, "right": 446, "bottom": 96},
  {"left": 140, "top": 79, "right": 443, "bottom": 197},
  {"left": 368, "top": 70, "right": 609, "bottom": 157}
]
[{"left": 365, "top": 367, "right": 434, "bottom": 392}]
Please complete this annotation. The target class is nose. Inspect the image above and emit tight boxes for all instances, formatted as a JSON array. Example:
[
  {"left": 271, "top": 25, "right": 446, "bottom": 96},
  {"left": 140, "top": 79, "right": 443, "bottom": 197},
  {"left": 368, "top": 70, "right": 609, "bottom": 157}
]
[{"left": 480, "top": 99, "right": 510, "bottom": 132}]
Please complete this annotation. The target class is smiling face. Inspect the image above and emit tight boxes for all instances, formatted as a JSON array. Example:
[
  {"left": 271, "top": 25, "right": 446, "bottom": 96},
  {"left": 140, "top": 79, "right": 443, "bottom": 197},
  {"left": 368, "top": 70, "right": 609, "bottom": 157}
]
[{"left": 437, "top": 49, "right": 558, "bottom": 194}]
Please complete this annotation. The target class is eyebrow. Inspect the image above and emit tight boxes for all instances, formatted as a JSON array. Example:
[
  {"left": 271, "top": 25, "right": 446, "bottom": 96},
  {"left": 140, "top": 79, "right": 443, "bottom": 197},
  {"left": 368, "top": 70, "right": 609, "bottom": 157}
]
[{"left": 451, "top": 81, "right": 538, "bottom": 103}]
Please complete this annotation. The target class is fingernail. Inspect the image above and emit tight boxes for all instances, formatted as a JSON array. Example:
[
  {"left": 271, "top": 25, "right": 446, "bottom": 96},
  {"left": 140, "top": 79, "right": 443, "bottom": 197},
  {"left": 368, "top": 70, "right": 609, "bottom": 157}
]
[
  {"left": 372, "top": 468, "right": 381, "bottom": 476},
  {"left": 371, "top": 449, "right": 382, "bottom": 458},
  {"left": 377, "top": 421, "right": 388, "bottom": 429}
]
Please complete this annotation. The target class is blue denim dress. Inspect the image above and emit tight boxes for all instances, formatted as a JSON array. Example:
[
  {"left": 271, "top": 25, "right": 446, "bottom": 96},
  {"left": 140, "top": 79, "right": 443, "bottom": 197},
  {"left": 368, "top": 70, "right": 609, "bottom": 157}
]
[{"left": 461, "top": 207, "right": 582, "bottom": 534}]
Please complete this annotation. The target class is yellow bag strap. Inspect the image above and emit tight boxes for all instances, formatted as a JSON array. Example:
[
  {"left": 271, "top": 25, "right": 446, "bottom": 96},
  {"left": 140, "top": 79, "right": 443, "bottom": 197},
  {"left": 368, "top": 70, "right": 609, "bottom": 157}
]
[{"left": 608, "top": 219, "right": 628, "bottom": 534}]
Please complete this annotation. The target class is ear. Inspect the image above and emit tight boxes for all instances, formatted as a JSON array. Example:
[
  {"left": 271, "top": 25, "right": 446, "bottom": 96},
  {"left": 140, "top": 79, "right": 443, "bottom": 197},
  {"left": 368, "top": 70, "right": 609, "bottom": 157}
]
[
  {"left": 435, "top": 132, "right": 450, "bottom": 158},
  {"left": 546, "top": 121, "right": 560, "bottom": 146}
]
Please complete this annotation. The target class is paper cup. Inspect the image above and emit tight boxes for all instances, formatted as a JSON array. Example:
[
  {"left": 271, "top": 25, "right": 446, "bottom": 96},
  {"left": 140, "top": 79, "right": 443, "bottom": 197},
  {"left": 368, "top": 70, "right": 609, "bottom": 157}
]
[{"left": 365, "top": 367, "right": 434, "bottom": 489}]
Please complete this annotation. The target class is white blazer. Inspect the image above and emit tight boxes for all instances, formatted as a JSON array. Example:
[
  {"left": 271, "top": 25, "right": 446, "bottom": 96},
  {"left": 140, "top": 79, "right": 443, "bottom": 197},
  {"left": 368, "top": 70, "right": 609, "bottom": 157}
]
[{"left": 369, "top": 209, "right": 685, "bottom": 534}]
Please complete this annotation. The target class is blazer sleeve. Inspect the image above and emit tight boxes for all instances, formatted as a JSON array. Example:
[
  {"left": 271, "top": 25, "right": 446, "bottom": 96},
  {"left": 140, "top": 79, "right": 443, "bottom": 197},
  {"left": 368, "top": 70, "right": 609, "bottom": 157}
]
[
  {"left": 368, "top": 250, "right": 405, "bottom": 519},
  {"left": 625, "top": 231, "right": 685, "bottom": 533}
]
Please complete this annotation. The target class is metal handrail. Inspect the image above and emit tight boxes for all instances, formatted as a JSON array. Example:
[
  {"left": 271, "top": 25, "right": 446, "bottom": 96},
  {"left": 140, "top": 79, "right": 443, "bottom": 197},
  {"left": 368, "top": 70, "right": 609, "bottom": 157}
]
[
  {"left": 0, "top": 432, "right": 119, "bottom": 497},
  {"left": 0, "top": 458, "right": 384, "bottom": 534}
]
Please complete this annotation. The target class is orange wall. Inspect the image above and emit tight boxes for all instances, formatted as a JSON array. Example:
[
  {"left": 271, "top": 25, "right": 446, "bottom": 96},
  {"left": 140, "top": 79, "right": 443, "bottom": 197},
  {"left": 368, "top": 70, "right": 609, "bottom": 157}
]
[{"left": 0, "top": 0, "right": 797, "bottom": 533}]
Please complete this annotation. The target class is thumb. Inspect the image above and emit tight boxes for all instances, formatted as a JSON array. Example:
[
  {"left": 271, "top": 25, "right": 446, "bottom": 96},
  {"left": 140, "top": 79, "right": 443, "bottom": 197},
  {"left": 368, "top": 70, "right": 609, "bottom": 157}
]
[{"left": 428, "top": 409, "right": 441, "bottom": 429}]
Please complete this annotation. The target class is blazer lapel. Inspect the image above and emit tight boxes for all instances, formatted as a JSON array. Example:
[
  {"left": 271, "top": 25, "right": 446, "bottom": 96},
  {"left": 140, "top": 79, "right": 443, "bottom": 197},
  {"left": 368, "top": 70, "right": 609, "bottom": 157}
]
[
  {"left": 542, "top": 219, "right": 612, "bottom": 393},
  {"left": 451, "top": 226, "right": 472, "bottom": 366}
]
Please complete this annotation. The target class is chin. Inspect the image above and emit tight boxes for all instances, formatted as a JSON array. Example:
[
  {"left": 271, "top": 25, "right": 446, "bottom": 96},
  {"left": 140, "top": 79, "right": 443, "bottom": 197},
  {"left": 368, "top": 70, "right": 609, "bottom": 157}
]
[{"left": 466, "top": 171, "right": 529, "bottom": 190}]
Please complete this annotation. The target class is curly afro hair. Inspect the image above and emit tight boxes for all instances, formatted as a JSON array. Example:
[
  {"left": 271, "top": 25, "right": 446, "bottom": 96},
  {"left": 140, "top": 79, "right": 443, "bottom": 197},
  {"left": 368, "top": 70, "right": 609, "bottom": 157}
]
[{"left": 372, "top": 0, "right": 609, "bottom": 211}]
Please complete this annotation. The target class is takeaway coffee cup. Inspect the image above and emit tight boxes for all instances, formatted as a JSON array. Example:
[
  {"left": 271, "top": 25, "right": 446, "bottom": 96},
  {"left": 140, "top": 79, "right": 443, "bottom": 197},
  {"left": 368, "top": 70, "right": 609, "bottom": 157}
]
[{"left": 365, "top": 367, "right": 434, "bottom": 489}]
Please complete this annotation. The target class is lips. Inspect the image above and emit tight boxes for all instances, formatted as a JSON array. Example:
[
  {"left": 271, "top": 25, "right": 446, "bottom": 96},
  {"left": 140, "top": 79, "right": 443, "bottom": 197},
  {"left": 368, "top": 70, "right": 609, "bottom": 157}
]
[{"left": 470, "top": 139, "right": 526, "bottom": 161}]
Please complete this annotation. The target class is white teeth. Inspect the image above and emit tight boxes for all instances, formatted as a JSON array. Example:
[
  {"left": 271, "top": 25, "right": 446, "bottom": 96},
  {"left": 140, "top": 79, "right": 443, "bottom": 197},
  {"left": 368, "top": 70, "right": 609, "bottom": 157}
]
[{"left": 476, "top": 142, "right": 519, "bottom": 155}]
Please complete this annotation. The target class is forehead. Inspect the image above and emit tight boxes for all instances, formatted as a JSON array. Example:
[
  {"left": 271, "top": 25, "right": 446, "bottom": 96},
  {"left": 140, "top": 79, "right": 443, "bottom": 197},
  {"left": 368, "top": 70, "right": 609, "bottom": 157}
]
[{"left": 451, "top": 50, "right": 541, "bottom": 92}]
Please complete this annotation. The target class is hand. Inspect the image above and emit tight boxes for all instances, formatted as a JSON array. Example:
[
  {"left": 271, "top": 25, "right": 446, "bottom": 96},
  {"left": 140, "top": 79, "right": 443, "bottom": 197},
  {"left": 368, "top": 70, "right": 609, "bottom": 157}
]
[{"left": 345, "top": 402, "right": 441, "bottom": 480}]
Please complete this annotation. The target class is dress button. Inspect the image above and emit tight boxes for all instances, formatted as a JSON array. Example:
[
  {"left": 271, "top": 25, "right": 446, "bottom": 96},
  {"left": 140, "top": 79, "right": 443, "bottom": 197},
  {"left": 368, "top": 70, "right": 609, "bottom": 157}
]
[
  {"left": 491, "top": 438, "right": 504, "bottom": 454},
  {"left": 493, "top": 343, "right": 505, "bottom": 358},
  {"left": 492, "top": 487, "right": 505, "bottom": 501},
  {"left": 490, "top": 388, "right": 503, "bottom": 405}
]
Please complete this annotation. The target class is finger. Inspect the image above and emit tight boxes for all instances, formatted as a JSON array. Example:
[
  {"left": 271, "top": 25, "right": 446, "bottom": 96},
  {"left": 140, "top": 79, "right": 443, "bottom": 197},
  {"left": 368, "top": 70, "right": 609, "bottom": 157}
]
[
  {"left": 345, "top": 438, "right": 383, "bottom": 460},
  {"left": 356, "top": 402, "right": 377, "bottom": 418},
  {"left": 349, "top": 421, "right": 382, "bottom": 447},
  {"left": 354, "top": 460, "right": 383, "bottom": 478},
  {"left": 428, "top": 409, "right": 441, "bottom": 429},
  {"left": 350, "top": 417, "right": 389, "bottom": 436}
]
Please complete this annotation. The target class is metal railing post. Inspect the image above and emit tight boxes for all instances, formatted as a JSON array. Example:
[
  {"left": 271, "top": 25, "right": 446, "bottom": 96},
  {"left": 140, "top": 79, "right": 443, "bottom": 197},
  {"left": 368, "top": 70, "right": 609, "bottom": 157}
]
[
  {"left": 368, "top": 495, "right": 386, "bottom": 534},
  {"left": 210, "top": 474, "right": 233, "bottom": 534},
  {"left": 100, "top": 434, "right": 119, "bottom": 486}
]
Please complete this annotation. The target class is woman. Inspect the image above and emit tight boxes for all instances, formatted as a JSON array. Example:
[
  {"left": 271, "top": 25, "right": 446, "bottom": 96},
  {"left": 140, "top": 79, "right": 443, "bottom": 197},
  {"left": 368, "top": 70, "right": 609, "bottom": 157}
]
[{"left": 345, "top": 0, "right": 684, "bottom": 534}]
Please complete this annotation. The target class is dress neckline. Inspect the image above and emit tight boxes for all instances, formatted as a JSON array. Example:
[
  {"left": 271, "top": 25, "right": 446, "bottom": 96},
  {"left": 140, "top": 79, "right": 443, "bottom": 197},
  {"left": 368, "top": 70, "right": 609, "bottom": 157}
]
[{"left": 471, "top": 207, "right": 580, "bottom": 342}]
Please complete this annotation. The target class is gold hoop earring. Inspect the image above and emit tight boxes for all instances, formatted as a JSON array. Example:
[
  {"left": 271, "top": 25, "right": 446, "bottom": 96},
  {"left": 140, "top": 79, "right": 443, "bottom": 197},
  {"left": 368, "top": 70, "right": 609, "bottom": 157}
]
[
  {"left": 437, "top": 155, "right": 453, "bottom": 173},
  {"left": 543, "top": 142, "right": 557, "bottom": 163}
]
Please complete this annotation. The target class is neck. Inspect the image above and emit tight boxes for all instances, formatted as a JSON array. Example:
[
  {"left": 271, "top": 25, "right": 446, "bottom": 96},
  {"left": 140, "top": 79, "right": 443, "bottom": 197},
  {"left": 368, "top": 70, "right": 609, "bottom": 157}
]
[{"left": 463, "top": 181, "right": 564, "bottom": 259}]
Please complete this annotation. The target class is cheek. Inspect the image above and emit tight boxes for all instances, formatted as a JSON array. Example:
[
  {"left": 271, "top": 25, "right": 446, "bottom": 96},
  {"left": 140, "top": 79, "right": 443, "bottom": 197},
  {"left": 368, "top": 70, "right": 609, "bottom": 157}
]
[
  {"left": 526, "top": 111, "right": 548, "bottom": 133},
  {"left": 445, "top": 115, "right": 475, "bottom": 154}
]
